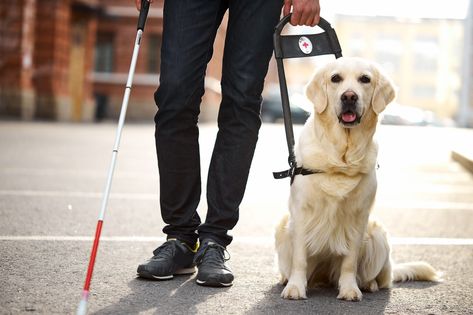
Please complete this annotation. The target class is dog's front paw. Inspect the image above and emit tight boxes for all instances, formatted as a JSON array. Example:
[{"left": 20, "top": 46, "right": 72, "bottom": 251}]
[
  {"left": 281, "top": 282, "right": 307, "bottom": 300},
  {"left": 337, "top": 285, "right": 363, "bottom": 301}
]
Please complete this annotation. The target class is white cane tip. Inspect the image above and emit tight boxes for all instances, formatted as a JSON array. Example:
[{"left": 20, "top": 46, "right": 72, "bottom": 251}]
[{"left": 76, "top": 299, "right": 88, "bottom": 315}]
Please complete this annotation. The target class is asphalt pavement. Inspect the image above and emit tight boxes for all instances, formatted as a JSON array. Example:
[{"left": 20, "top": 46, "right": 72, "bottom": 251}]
[{"left": 1, "top": 121, "right": 472, "bottom": 315}]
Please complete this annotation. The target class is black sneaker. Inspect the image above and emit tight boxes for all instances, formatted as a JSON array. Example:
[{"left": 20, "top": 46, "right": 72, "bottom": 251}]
[
  {"left": 137, "top": 239, "right": 197, "bottom": 280},
  {"left": 194, "top": 239, "right": 234, "bottom": 287}
]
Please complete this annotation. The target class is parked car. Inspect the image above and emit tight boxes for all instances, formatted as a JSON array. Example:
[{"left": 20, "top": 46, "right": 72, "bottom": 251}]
[
  {"left": 261, "top": 89, "right": 311, "bottom": 124},
  {"left": 380, "top": 104, "right": 454, "bottom": 127}
]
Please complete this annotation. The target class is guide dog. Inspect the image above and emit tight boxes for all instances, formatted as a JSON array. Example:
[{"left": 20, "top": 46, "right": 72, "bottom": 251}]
[{"left": 275, "top": 57, "right": 440, "bottom": 301}]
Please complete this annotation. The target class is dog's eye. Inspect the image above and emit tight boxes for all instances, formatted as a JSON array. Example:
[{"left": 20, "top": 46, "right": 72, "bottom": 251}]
[
  {"left": 331, "top": 74, "right": 342, "bottom": 83},
  {"left": 359, "top": 75, "right": 371, "bottom": 84}
]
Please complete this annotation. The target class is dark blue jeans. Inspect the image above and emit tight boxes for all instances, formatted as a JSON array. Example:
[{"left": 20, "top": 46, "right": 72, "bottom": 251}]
[{"left": 154, "top": 0, "right": 283, "bottom": 247}]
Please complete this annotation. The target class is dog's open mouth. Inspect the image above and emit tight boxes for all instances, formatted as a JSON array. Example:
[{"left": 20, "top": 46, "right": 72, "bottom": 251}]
[{"left": 339, "top": 110, "right": 361, "bottom": 127}]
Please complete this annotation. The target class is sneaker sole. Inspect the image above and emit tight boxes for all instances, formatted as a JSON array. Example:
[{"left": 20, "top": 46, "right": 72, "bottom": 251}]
[
  {"left": 137, "top": 267, "right": 196, "bottom": 280},
  {"left": 195, "top": 278, "right": 233, "bottom": 287}
]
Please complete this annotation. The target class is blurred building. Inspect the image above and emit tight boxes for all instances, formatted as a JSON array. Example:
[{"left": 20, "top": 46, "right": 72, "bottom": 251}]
[
  {"left": 92, "top": 0, "right": 165, "bottom": 121},
  {"left": 0, "top": 0, "right": 226, "bottom": 122},
  {"left": 278, "top": 6, "right": 473, "bottom": 126},
  {"left": 283, "top": 14, "right": 466, "bottom": 123},
  {"left": 337, "top": 15, "right": 464, "bottom": 121},
  {"left": 3, "top": 1, "right": 471, "bottom": 125},
  {"left": 0, "top": 0, "right": 99, "bottom": 121}
]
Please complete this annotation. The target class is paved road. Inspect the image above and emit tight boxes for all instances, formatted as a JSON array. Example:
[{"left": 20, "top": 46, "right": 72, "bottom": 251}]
[{"left": 0, "top": 121, "right": 472, "bottom": 314}]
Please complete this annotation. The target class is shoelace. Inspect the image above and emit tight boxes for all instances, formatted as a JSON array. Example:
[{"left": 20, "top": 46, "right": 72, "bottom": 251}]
[
  {"left": 195, "top": 242, "right": 230, "bottom": 267},
  {"left": 151, "top": 241, "right": 175, "bottom": 260}
]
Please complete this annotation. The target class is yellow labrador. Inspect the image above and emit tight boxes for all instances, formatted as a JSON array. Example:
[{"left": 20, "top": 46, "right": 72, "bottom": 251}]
[{"left": 275, "top": 57, "right": 440, "bottom": 301}]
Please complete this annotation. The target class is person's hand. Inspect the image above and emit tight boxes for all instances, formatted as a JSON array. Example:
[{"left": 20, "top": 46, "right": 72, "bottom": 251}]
[
  {"left": 134, "top": 0, "right": 153, "bottom": 11},
  {"left": 283, "top": 0, "right": 320, "bottom": 27}
]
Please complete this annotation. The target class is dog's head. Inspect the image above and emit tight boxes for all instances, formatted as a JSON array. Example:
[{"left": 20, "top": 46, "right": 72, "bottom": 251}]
[{"left": 305, "top": 57, "right": 396, "bottom": 128}]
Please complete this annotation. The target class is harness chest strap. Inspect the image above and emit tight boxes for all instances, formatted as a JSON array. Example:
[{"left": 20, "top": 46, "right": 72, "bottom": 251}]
[{"left": 273, "top": 166, "right": 324, "bottom": 184}]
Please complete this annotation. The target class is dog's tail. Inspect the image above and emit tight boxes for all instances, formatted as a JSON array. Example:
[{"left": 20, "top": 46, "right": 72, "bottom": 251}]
[{"left": 392, "top": 261, "right": 442, "bottom": 283}]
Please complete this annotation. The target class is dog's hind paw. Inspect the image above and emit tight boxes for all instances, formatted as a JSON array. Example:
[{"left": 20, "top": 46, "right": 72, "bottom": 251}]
[
  {"left": 279, "top": 276, "right": 288, "bottom": 285},
  {"left": 281, "top": 282, "right": 307, "bottom": 300},
  {"left": 337, "top": 285, "right": 363, "bottom": 301},
  {"left": 361, "top": 280, "right": 379, "bottom": 293}
]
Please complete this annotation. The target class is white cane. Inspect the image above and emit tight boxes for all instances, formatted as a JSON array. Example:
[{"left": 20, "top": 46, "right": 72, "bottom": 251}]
[{"left": 76, "top": 1, "right": 151, "bottom": 314}]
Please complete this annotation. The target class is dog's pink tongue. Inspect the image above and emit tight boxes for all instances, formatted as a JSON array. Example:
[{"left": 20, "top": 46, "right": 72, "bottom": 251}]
[{"left": 342, "top": 112, "right": 357, "bottom": 123}]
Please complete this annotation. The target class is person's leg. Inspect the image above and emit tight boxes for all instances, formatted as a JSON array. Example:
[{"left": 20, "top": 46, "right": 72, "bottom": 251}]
[
  {"left": 155, "top": 0, "right": 228, "bottom": 246},
  {"left": 198, "top": 0, "right": 283, "bottom": 246}
]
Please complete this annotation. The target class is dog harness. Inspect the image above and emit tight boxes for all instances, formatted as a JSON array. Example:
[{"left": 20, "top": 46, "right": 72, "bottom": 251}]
[
  {"left": 272, "top": 14, "right": 341, "bottom": 186},
  {"left": 273, "top": 165, "right": 324, "bottom": 185}
]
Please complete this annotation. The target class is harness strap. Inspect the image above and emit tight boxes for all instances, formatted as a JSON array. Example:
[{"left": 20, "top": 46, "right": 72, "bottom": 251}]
[
  {"left": 273, "top": 166, "right": 324, "bottom": 184},
  {"left": 272, "top": 14, "right": 341, "bottom": 186}
]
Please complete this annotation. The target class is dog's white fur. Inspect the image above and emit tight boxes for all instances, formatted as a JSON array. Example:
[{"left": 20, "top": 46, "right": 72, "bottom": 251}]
[{"left": 275, "top": 57, "right": 440, "bottom": 301}]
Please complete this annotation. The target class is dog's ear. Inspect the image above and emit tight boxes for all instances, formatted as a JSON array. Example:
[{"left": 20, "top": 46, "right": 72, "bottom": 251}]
[
  {"left": 305, "top": 69, "right": 328, "bottom": 114},
  {"left": 372, "top": 68, "right": 396, "bottom": 115}
]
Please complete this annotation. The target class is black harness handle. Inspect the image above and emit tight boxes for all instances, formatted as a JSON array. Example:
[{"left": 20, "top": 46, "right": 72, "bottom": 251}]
[{"left": 272, "top": 14, "right": 342, "bottom": 184}]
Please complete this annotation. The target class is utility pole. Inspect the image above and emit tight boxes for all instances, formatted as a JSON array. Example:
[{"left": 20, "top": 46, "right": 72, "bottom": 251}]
[{"left": 459, "top": 0, "right": 473, "bottom": 127}]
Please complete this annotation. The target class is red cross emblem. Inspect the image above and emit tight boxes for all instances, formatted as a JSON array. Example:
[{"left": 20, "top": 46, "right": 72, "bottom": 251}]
[{"left": 298, "top": 36, "right": 313, "bottom": 54}]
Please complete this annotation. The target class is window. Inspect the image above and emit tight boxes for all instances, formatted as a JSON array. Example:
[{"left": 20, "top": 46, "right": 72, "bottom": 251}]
[
  {"left": 413, "top": 37, "right": 438, "bottom": 73},
  {"left": 94, "top": 32, "right": 114, "bottom": 73},
  {"left": 148, "top": 34, "right": 161, "bottom": 73},
  {"left": 375, "top": 36, "right": 401, "bottom": 74},
  {"left": 412, "top": 84, "right": 436, "bottom": 99}
]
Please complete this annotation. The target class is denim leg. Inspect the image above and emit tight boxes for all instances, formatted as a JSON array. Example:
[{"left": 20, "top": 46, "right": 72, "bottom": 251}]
[
  {"left": 199, "top": 0, "right": 283, "bottom": 246},
  {"left": 155, "top": 0, "right": 228, "bottom": 246}
]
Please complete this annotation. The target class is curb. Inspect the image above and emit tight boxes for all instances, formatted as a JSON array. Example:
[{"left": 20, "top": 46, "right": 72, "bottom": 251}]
[{"left": 451, "top": 150, "right": 473, "bottom": 174}]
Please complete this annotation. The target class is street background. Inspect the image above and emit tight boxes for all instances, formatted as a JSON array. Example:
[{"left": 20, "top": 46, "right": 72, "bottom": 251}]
[
  {"left": 1, "top": 0, "right": 473, "bottom": 314},
  {"left": 1, "top": 121, "right": 472, "bottom": 314},
  {"left": 1, "top": 0, "right": 472, "bottom": 126}
]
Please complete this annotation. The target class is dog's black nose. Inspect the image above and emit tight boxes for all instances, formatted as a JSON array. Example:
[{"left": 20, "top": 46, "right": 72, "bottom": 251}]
[{"left": 341, "top": 90, "right": 358, "bottom": 104}]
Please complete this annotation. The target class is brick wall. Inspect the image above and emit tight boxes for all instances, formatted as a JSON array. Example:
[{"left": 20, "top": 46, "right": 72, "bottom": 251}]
[
  {"left": 33, "top": 0, "right": 71, "bottom": 119},
  {"left": 0, "top": 0, "right": 36, "bottom": 119},
  {"left": 0, "top": 0, "right": 278, "bottom": 122},
  {"left": 0, "top": 0, "right": 98, "bottom": 121}
]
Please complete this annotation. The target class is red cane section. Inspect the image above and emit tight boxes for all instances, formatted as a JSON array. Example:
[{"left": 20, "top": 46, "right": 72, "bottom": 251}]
[{"left": 83, "top": 220, "right": 104, "bottom": 291}]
